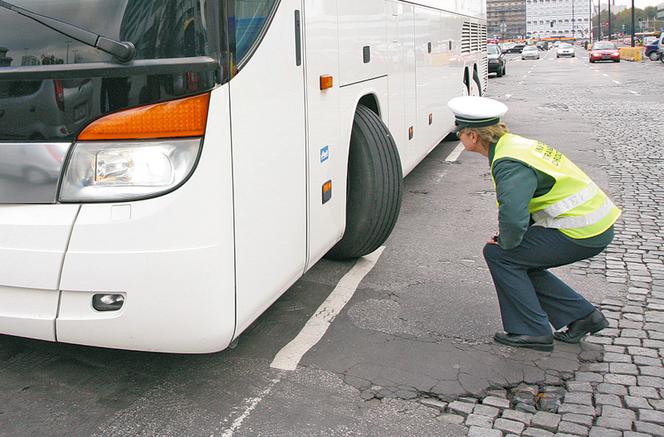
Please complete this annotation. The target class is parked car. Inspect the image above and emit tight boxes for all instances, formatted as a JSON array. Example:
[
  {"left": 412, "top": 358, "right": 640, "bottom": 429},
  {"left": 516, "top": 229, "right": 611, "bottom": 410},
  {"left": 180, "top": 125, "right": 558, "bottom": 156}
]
[
  {"left": 0, "top": 78, "right": 93, "bottom": 140},
  {"left": 535, "top": 41, "right": 548, "bottom": 51},
  {"left": 507, "top": 43, "right": 525, "bottom": 53},
  {"left": 645, "top": 40, "right": 660, "bottom": 61},
  {"left": 588, "top": 41, "right": 620, "bottom": 63},
  {"left": 556, "top": 43, "right": 575, "bottom": 58},
  {"left": 499, "top": 42, "right": 515, "bottom": 53},
  {"left": 521, "top": 45, "right": 540, "bottom": 60},
  {"left": 645, "top": 34, "right": 664, "bottom": 61},
  {"left": 487, "top": 44, "right": 507, "bottom": 77}
]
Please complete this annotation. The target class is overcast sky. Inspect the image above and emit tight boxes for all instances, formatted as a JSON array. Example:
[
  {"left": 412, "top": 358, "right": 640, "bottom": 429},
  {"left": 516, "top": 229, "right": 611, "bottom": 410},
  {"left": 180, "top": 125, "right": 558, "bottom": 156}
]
[{"left": 612, "top": 0, "right": 663, "bottom": 8}]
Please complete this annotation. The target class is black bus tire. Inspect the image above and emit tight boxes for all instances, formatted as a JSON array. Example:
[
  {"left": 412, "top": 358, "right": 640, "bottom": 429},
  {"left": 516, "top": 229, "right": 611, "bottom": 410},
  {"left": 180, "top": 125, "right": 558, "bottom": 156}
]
[
  {"left": 325, "top": 105, "right": 403, "bottom": 260},
  {"left": 472, "top": 69, "right": 482, "bottom": 96}
]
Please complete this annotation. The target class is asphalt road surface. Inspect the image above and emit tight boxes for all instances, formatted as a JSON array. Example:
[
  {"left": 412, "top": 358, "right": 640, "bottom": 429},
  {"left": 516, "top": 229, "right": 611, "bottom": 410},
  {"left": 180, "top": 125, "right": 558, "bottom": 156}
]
[{"left": 1, "top": 47, "right": 660, "bottom": 436}]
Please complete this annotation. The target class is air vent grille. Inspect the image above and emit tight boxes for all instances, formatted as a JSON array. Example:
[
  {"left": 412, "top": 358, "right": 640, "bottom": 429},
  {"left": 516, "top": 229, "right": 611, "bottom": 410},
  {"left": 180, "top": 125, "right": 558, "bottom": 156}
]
[
  {"left": 462, "top": 21, "right": 487, "bottom": 53},
  {"left": 461, "top": 22, "right": 471, "bottom": 53}
]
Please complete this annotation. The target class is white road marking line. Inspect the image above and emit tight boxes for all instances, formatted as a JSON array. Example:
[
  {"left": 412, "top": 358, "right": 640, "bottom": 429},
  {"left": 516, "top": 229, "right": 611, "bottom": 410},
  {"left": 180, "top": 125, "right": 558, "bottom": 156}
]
[
  {"left": 613, "top": 80, "right": 621, "bottom": 85},
  {"left": 445, "top": 142, "right": 465, "bottom": 162},
  {"left": 270, "top": 247, "right": 386, "bottom": 371},
  {"left": 220, "top": 378, "right": 281, "bottom": 437},
  {"left": 522, "top": 75, "right": 527, "bottom": 79},
  {"left": 629, "top": 90, "right": 639, "bottom": 94},
  {"left": 602, "top": 73, "right": 608, "bottom": 77},
  {"left": 505, "top": 94, "right": 512, "bottom": 99}
]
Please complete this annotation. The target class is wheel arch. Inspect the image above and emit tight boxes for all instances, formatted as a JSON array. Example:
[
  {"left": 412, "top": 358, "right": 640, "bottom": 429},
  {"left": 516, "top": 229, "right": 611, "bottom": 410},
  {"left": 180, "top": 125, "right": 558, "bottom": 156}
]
[
  {"left": 342, "top": 92, "right": 386, "bottom": 165},
  {"left": 357, "top": 93, "right": 381, "bottom": 119}
]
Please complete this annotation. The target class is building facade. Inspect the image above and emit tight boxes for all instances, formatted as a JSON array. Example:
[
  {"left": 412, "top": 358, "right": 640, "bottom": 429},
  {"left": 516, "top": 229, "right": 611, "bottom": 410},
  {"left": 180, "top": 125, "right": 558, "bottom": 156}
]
[
  {"left": 526, "top": 0, "right": 592, "bottom": 39},
  {"left": 487, "top": 0, "right": 527, "bottom": 39}
]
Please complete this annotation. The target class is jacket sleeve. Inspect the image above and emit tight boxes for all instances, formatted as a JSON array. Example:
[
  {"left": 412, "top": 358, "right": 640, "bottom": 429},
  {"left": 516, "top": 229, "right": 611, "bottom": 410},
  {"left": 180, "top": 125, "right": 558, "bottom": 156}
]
[{"left": 492, "top": 159, "right": 538, "bottom": 249}]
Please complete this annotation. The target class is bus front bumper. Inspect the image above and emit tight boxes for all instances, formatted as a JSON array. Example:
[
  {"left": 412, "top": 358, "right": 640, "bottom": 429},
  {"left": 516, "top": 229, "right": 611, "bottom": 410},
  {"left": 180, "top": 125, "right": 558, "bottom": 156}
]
[{"left": 0, "top": 190, "right": 236, "bottom": 354}]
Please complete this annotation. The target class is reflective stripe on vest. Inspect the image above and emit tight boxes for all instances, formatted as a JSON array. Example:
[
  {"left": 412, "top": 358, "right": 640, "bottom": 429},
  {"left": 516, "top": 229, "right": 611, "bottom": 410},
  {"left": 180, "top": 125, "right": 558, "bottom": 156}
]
[
  {"left": 532, "top": 196, "right": 617, "bottom": 229},
  {"left": 531, "top": 182, "right": 598, "bottom": 222},
  {"left": 492, "top": 134, "right": 621, "bottom": 239}
]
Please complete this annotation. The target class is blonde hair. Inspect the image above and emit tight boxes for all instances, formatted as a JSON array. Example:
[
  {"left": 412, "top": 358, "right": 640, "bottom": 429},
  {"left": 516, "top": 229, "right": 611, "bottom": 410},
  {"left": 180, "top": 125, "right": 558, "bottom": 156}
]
[{"left": 461, "top": 122, "right": 509, "bottom": 147}]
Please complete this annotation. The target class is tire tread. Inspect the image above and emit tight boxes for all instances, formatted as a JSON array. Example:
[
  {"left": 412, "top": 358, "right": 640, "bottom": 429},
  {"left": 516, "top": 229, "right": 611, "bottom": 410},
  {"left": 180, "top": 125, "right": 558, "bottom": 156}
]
[{"left": 326, "top": 106, "right": 403, "bottom": 259}]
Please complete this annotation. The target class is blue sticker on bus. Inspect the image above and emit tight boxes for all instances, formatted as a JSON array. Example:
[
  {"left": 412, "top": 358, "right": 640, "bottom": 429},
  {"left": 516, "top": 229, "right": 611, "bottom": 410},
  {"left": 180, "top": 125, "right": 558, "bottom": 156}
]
[{"left": 320, "top": 146, "right": 330, "bottom": 163}]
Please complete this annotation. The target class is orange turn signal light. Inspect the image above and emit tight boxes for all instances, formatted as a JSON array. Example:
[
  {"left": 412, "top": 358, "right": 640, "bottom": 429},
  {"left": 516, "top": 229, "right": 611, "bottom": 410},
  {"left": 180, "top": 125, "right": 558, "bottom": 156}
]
[
  {"left": 320, "top": 75, "right": 334, "bottom": 91},
  {"left": 78, "top": 93, "right": 211, "bottom": 141},
  {"left": 322, "top": 180, "right": 332, "bottom": 204}
]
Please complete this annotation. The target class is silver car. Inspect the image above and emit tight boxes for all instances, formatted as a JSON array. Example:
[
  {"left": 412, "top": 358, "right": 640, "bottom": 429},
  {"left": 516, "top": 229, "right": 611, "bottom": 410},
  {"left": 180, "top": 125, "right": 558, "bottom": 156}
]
[
  {"left": 521, "top": 45, "right": 540, "bottom": 60},
  {"left": 556, "top": 43, "right": 575, "bottom": 58}
]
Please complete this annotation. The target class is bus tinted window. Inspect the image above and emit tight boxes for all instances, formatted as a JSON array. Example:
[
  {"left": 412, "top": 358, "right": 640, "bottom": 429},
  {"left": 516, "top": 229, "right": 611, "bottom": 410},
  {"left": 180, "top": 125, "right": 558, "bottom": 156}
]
[
  {"left": 0, "top": 0, "right": 215, "bottom": 67},
  {"left": 234, "top": 0, "right": 278, "bottom": 61}
]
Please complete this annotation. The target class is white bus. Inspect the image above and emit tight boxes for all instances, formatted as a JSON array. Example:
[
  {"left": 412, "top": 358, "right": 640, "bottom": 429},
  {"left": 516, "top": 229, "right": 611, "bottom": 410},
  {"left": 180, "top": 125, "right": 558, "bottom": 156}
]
[{"left": 0, "top": 0, "right": 487, "bottom": 353}]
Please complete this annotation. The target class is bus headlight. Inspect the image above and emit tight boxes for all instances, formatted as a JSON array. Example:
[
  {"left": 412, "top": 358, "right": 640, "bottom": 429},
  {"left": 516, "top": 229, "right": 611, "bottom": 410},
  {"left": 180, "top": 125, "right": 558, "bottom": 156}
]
[{"left": 59, "top": 138, "right": 201, "bottom": 202}]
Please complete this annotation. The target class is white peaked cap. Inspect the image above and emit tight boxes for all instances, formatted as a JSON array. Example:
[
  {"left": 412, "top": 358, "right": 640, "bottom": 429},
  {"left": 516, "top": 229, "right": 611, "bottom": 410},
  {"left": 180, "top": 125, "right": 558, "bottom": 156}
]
[{"left": 447, "top": 96, "right": 509, "bottom": 129}]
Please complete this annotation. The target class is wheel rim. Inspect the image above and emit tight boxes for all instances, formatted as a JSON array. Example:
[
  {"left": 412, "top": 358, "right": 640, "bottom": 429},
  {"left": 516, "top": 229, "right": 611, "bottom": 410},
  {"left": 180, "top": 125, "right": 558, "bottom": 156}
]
[{"left": 470, "top": 80, "right": 480, "bottom": 96}]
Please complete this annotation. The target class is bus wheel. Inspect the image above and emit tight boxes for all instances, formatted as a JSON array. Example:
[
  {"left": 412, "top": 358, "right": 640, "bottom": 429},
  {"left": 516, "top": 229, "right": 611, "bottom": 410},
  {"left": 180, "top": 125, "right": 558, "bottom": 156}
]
[
  {"left": 470, "top": 70, "right": 482, "bottom": 96},
  {"left": 325, "top": 106, "right": 403, "bottom": 260},
  {"left": 462, "top": 69, "right": 471, "bottom": 96}
]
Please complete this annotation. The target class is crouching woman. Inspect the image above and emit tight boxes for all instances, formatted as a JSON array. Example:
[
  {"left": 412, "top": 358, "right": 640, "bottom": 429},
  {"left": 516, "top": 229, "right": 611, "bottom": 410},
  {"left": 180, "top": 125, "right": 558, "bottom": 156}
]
[{"left": 448, "top": 96, "right": 620, "bottom": 352}]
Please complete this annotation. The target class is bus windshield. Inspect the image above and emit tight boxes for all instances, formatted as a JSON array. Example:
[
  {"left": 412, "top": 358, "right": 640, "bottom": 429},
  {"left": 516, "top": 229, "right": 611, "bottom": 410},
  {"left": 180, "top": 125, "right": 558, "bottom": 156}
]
[{"left": 0, "top": 0, "right": 216, "bottom": 67}]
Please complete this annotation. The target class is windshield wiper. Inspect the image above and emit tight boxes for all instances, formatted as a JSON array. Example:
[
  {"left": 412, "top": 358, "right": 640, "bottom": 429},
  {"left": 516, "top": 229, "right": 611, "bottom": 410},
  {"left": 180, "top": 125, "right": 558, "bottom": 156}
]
[{"left": 0, "top": 0, "right": 135, "bottom": 63}]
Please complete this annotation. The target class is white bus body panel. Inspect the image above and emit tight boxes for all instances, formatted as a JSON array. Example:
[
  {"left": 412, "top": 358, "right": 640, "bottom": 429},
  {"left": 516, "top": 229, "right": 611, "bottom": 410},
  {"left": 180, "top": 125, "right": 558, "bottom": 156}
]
[
  {"left": 302, "top": 0, "right": 346, "bottom": 268},
  {"left": 230, "top": 0, "right": 308, "bottom": 336},
  {"left": 0, "top": 204, "right": 78, "bottom": 340},
  {"left": 338, "top": 0, "right": 388, "bottom": 87},
  {"left": 0, "top": 204, "right": 78, "bottom": 290},
  {"left": 387, "top": 2, "right": 417, "bottom": 169},
  {"left": 56, "top": 87, "right": 236, "bottom": 354},
  {"left": 0, "top": 286, "right": 60, "bottom": 341}
]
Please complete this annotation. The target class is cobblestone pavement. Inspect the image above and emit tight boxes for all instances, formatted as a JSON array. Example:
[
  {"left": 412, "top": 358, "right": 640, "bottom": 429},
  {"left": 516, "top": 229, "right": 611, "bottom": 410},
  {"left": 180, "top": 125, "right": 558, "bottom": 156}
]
[{"left": 418, "top": 60, "right": 664, "bottom": 435}]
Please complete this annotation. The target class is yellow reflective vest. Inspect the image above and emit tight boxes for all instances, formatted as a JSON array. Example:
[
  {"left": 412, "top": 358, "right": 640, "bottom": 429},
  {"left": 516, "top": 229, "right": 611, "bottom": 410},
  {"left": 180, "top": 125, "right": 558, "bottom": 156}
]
[{"left": 491, "top": 134, "right": 621, "bottom": 239}]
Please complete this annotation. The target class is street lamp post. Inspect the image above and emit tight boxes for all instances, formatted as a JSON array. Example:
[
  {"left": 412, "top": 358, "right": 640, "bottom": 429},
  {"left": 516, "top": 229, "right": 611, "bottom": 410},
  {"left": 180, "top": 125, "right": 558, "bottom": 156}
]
[
  {"left": 65, "top": 39, "right": 72, "bottom": 64},
  {"left": 596, "top": 2, "right": 601, "bottom": 39},
  {"left": 572, "top": 0, "right": 575, "bottom": 39},
  {"left": 608, "top": 0, "right": 611, "bottom": 41},
  {"left": 630, "top": 0, "right": 635, "bottom": 47},
  {"left": 589, "top": 0, "right": 593, "bottom": 42}
]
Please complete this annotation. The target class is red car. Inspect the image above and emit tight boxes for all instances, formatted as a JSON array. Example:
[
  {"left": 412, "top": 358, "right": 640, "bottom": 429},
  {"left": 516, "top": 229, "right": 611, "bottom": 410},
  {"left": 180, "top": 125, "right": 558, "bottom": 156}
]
[{"left": 589, "top": 42, "right": 620, "bottom": 63}]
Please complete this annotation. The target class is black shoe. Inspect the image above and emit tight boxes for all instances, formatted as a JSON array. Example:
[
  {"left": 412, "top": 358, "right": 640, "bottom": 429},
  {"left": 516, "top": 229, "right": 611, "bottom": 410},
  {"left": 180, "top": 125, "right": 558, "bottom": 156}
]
[
  {"left": 494, "top": 332, "right": 554, "bottom": 352},
  {"left": 554, "top": 309, "right": 609, "bottom": 344}
]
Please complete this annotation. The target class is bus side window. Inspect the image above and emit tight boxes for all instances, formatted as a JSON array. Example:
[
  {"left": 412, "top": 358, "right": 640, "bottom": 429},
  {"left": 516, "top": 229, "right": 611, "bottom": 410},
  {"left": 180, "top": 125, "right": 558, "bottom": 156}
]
[{"left": 233, "top": 0, "right": 278, "bottom": 62}]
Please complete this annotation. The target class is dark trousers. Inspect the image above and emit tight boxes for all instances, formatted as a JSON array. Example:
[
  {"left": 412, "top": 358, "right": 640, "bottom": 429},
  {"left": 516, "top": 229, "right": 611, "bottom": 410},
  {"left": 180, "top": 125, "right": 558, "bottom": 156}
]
[{"left": 483, "top": 226, "right": 603, "bottom": 336}]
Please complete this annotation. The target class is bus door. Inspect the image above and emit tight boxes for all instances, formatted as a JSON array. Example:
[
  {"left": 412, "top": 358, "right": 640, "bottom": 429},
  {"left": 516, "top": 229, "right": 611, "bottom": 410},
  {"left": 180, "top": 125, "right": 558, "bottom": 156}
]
[
  {"left": 229, "top": 0, "right": 307, "bottom": 334},
  {"left": 302, "top": 0, "right": 344, "bottom": 268},
  {"left": 387, "top": 3, "right": 418, "bottom": 172}
]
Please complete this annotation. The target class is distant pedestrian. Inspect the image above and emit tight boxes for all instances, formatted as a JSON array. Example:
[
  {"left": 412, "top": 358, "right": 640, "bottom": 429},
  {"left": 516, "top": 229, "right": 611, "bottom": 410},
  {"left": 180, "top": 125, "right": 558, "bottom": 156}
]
[{"left": 447, "top": 96, "right": 620, "bottom": 352}]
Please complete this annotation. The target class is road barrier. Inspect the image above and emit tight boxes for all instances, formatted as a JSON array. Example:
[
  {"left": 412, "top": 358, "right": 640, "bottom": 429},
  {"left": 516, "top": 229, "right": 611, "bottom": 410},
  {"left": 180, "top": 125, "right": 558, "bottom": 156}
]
[{"left": 619, "top": 47, "right": 643, "bottom": 62}]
